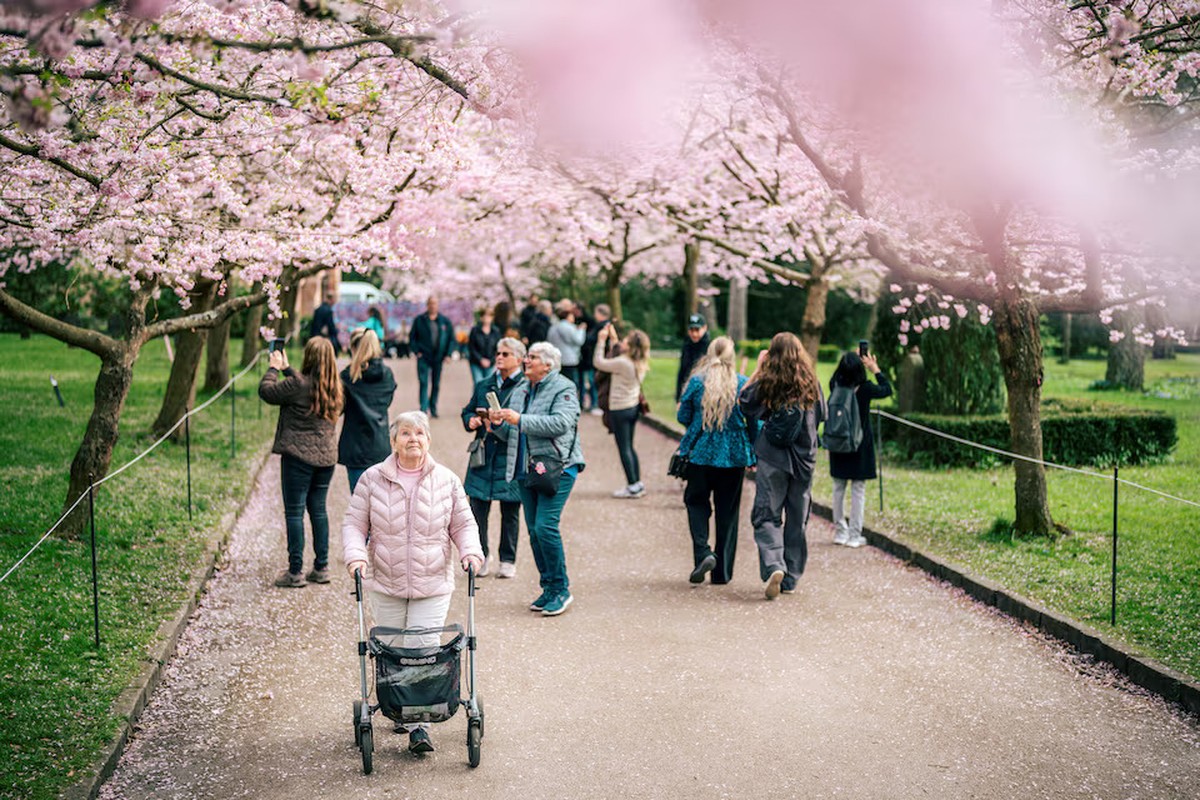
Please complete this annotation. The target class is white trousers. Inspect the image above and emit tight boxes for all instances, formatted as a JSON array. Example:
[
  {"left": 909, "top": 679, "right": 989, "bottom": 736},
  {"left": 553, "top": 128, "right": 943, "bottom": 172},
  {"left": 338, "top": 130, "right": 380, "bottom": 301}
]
[
  {"left": 369, "top": 591, "right": 453, "bottom": 732},
  {"left": 831, "top": 478, "right": 867, "bottom": 537}
]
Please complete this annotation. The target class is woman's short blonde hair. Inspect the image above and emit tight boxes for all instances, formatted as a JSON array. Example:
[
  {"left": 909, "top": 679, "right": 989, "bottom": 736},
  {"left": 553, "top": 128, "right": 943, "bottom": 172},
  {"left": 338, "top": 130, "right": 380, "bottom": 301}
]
[{"left": 390, "top": 410, "right": 431, "bottom": 440}]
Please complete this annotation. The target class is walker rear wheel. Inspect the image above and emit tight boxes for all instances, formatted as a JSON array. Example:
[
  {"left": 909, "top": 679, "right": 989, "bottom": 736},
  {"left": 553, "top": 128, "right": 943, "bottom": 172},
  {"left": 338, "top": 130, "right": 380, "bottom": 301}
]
[
  {"left": 353, "top": 701, "right": 363, "bottom": 747},
  {"left": 467, "top": 720, "right": 482, "bottom": 768},
  {"left": 360, "top": 724, "right": 374, "bottom": 775}
]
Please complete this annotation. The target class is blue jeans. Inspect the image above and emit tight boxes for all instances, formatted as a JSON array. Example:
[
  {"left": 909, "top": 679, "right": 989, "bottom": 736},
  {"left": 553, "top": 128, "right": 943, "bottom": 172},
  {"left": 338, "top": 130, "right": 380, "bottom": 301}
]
[
  {"left": 416, "top": 356, "right": 444, "bottom": 414},
  {"left": 280, "top": 454, "right": 334, "bottom": 574},
  {"left": 581, "top": 369, "right": 598, "bottom": 410},
  {"left": 519, "top": 469, "right": 576, "bottom": 594},
  {"left": 469, "top": 363, "right": 495, "bottom": 387}
]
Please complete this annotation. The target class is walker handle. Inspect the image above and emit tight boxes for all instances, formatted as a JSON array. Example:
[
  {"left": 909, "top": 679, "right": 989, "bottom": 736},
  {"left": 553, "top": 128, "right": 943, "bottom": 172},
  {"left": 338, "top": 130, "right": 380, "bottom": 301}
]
[
  {"left": 354, "top": 568, "right": 363, "bottom": 603},
  {"left": 468, "top": 564, "right": 476, "bottom": 597}
]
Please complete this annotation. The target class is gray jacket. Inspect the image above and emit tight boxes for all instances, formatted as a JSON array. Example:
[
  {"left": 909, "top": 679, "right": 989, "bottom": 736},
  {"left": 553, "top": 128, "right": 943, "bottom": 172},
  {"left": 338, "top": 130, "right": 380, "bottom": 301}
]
[
  {"left": 546, "top": 320, "right": 586, "bottom": 367},
  {"left": 494, "top": 370, "right": 585, "bottom": 482}
]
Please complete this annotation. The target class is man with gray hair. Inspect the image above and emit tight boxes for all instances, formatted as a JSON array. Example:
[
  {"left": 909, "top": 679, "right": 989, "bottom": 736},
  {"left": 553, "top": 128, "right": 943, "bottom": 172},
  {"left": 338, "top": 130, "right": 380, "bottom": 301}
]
[{"left": 460, "top": 337, "right": 528, "bottom": 579}]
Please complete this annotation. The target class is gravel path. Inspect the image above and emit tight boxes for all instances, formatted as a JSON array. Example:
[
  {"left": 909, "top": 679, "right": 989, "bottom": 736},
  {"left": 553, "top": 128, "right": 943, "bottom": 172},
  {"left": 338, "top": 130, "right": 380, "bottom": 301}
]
[{"left": 100, "top": 360, "right": 1200, "bottom": 800}]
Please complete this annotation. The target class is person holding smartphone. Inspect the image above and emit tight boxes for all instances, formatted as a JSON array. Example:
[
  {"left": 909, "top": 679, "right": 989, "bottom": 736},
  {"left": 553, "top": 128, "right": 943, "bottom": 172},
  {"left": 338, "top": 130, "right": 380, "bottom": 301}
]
[
  {"left": 460, "top": 337, "right": 528, "bottom": 578},
  {"left": 827, "top": 343, "right": 892, "bottom": 548}
]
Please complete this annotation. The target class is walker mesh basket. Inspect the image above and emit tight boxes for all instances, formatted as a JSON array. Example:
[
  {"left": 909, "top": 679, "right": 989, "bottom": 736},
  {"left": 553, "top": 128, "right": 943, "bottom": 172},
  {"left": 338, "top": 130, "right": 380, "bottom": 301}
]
[{"left": 369, "top": 625, "right": 464, "bottom": 724}]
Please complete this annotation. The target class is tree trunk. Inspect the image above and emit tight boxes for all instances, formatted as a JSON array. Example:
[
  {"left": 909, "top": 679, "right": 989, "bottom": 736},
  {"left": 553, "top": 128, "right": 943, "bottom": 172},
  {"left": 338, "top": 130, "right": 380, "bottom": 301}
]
[
  {"left": 1059, "top": 312, "right": 1072, "bottom": 364},
  {"left": 682, "top": 242, "right": 699, "bottom": 315},
  {"left": 993, "top": 296, "right": 1055, "bottom": 537},
  {"left": 61, "top": 344, "right": 140, "bottom": 538},
  {"left": 697, "top": 272, "right": 717, "bottom": 330},
  {"left": 605, "top": 263, "right": 624, "bottom": 323},
  {"left": 727, "top": 278, "right": 748, "bottom": 343},
  {"left": 151, "top": 282, "right": 218, "bottom": 440},
  {"left": 1106, "top": 309, "right": 1145, "bottom": 390},
  {"left": 203, "top": 315, "right": 231, "bottom": 393},
  {"left": 799, "top": 275, "right": 830, "bottom": 362},
  {"left": 240, "top": 303, "right": 262, "bottom": 368}
]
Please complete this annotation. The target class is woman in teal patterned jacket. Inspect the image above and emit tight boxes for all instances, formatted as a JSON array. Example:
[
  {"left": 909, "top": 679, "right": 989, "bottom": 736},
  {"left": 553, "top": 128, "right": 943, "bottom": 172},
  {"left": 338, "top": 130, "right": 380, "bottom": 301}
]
[{"left": 676, "top": 336, "right": 757, "bottom": 585}]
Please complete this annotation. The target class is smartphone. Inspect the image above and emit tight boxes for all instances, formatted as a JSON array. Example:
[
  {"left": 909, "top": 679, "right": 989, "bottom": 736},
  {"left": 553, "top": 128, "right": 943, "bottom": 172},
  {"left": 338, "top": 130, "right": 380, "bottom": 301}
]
[
  {"left": 485, "top": 391, "right": 501, "bottom": 411},
  {"left": 269, "top": 338, "right": 286, "bottom": 353},
  {"left": 858, "top": 340, "right": 869, "bottom": 357},
  {"left": 475, "top": 408, "right": 489, "bottom": 418}
]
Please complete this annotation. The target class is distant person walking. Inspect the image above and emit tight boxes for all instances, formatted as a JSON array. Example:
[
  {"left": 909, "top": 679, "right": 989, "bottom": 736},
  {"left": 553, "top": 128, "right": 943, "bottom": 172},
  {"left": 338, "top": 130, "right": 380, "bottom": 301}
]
[
  {"left": 409, "top": 296, "right": 455, "bottom": 418},
  {"left": 518, "top": 292, "right": 540, "bottom": 342},
  {"left": 546, "top": 299, "right": 586, "bottom": 397},
  {"left": 259, "top": 337, "right": 344, "bottom": 588},
  {"left": 580, "top": 303, "right": 611, "bottom": 413},
  {"left": 739, "top": 332, "right": 826, "bottom": 600},
  {"left": 594, "top": 324, "right": 650, "bottom": 499},
  {"left": 676, "top": 337, "right": 757, "bottom": 585},
  {"left": 488, "top": 342, "right": 584, "bottom": 617},
  {"left": 342, "top": 411, "right": 483, "bottom": 754},
  {"left": 827, "top": 351, "right": 892, "bottom": 548},
  {"left": 468, "top": 307, "right": 502, "bottom": 386},
  {"left": 339, "top": 329, "right": 397, "bottom": 493},
  {"left": 310, "top": 290, "right": 341, "bottom": 355},
  {"left": 357, "top": 305, "right": 386, "bottom": 344},
  {"left": 461, "top": 338, "right": 528, "bottom": 578},
  {"left": 676, "top": 313, "right": 710, "bottom": 403},
  {"left": 524, "top": 300, "right": 553, "bottom": 346}
]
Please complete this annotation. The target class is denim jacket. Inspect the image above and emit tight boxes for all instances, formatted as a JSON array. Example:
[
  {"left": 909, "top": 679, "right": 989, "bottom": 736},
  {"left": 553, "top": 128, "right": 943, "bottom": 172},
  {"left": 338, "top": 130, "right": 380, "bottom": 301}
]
[
  {"left": 494, "top": 371, "right": 585, "bottom": 482},
  {"left": 677, "top": 374, "right": 757, "bottom": 468}
]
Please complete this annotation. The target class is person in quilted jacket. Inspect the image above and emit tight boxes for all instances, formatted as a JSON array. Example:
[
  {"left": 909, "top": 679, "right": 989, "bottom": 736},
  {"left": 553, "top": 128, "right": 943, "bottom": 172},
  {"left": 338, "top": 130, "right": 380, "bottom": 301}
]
[
  {"left": 342, "top": 410, "right": 483, "bottom": 754},
  {"left": 676, "top": 337, "right": 758, "bottom": 586}
]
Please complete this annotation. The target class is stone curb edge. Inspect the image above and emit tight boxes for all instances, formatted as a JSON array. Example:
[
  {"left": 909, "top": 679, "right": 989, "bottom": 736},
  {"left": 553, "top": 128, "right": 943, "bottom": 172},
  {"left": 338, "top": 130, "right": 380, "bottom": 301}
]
[
  {"left": 61, "top": 447, "right": 273, "bottom": 800},
  {"left": 642, "top": 413, "right": 1200, "bottom": 717}
]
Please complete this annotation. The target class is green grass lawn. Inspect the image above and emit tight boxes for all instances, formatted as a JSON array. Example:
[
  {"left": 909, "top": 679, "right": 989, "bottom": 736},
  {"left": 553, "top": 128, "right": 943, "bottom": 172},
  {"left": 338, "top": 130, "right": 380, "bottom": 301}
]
[
  {"left": 646, "top": 352, "right": 1200, "bottom": 679},
  {"left": 0, "top": 334, "right": 277, "bottom": 800}
]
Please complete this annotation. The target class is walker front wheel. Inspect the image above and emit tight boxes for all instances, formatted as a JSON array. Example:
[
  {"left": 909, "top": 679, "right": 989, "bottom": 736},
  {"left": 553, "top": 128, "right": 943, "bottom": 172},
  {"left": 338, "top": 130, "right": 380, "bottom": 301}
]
[
  {"left": 353, "top": 700, "right": 364, "bottom": 747},
  {"left": 467, "top": 720, "right": 482, "bottom": 768}
]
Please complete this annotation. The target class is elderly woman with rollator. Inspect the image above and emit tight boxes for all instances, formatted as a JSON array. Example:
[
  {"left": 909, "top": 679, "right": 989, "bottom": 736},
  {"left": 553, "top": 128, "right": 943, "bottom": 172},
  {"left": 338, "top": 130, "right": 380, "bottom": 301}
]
[
  {"left": 343, "top": 411, "right": 483, "bottom": 754},
  {"left": 488, "top": 342, "right": 585, "bottom": 617},
  {"left": 460, "top": 337, "right": 528, "bottom": 578}
]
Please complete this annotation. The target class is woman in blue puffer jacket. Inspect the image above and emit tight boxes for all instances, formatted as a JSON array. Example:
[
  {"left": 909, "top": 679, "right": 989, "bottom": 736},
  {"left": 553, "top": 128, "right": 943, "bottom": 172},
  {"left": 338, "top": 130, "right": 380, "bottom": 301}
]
[{"left": 676, "top": 336, "right": 758, "bottom": 585}]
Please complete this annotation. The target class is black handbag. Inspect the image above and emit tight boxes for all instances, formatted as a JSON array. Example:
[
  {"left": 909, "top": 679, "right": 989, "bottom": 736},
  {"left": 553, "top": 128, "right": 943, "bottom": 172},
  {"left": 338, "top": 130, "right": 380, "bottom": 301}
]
[
  {"left": 523, "top": 454, "right": 565, "bottom": 497},
  {"left": 667, "top": 450, "right": 689, "bottom": 478}
]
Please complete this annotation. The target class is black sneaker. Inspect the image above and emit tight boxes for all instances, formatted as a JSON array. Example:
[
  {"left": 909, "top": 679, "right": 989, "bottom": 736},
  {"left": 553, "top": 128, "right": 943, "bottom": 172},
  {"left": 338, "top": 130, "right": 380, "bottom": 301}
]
[
  {"left": 689, "top": 553, "right": 717, "bottom": 584},
  {"left": 408, "top": 727, "right": 434, "bottom": 753}
]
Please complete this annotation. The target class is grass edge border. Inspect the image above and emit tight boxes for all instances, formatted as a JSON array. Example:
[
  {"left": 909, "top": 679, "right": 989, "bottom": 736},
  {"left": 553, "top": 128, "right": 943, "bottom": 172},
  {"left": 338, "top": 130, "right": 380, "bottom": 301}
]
[
  {"left": 58, "top": 445, "right": 274, "bottom": 800},
  {"left": 640, "top": 413, "right": 1200, "bottom": 717}
]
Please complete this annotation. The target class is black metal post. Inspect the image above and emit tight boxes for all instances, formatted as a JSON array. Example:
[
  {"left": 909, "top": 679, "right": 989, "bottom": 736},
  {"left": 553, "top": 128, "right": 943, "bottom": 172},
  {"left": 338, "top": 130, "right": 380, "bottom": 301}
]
[
  {"left": 185, "top": 407, "right": 193, "bottom": 522},
  {"left": 876, "top": 411, "right": 884, "bottom": 512},
  {"left": 88, "top": 474, "right": 100, "bottom": 649},
  {"left": 1111, "top": 466, "right": 1119, "bottom": 626},
  {"left": 230, "top": 377, "right": 236, "bottom": 459},
  {"left": 257, "top": 355, "right": 262, "bottom": 419}
]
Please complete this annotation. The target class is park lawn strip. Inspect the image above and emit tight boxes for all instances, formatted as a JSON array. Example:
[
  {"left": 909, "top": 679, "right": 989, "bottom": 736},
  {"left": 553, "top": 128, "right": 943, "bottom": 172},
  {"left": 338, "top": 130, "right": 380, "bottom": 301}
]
[
  {"left": 645, "top": 352, "right": 1200, "bottom": 680},
  {"left": 0, "top": 334, "right": 277, "bottom": 800}
]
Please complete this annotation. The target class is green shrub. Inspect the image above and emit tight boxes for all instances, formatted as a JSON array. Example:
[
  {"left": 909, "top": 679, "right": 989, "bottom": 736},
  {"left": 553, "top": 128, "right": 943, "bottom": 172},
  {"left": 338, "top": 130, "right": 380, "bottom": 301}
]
[
  {"left": 817, "top": 344, "right": 841, "bottom": 363},
  {"left": 886, "top": 399, "right": 1177, "bottom": 468}
]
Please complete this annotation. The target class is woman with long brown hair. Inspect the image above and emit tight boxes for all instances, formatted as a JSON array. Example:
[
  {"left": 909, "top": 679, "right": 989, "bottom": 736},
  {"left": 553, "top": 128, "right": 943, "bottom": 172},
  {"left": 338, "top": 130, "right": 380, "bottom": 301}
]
[
  {"left": 739, "top": 332, "right": 826, "bottom": 600},
  {"left": 260, "top": 336, "right": 344, "bottom": 588}
]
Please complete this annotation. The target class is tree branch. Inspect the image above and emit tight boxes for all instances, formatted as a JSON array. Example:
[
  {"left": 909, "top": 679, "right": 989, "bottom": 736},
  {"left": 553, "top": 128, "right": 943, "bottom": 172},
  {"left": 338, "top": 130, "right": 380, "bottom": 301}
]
[{"left": 0, "top": 287, "right": 119, "bottom": 358}]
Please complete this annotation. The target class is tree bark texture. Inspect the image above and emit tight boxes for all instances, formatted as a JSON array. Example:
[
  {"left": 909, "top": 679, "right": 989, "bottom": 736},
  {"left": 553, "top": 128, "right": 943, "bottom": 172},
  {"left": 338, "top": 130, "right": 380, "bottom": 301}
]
[
  {"left": 993, "top": 296, "right": 1056, "bottom": 537},
  {"left": 1059, "top": 312, "right": 1072, "bottom": 364},
  {"left": 799, "top": 275, "right": 829, "bottom": 362},
  {"left": 1106, "top": 308, "right": 1145, "bottom": 391},
  {"left": 605, "top": 263, "right": 624, "bottom": 323},
  {"left": 240, "top": 303, "right": 262, "bottom": 368},
  {"left": 727, "top": 278, "right": 748, "bottom": 343},
  {"left": 682, "top": 241, "right": 699, "bottom": 315},
  {"left": 203, "top": 315, "right": 231, "bottom": 393},
  {"left": 151, "top": 282, "right": 218, "bottom": 440}
]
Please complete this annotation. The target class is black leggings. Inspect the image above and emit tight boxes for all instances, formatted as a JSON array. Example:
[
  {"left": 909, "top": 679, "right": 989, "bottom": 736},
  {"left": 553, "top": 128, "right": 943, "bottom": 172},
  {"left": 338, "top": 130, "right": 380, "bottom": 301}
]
[{"left": 609, "top": 406, "right": 641, "bottom": 485}]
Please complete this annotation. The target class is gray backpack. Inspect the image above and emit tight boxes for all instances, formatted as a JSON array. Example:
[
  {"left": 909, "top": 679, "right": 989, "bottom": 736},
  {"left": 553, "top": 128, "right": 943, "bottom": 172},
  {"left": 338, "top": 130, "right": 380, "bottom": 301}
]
[{"left": 822, "top": 385, "right": 862, "bottom": 453}]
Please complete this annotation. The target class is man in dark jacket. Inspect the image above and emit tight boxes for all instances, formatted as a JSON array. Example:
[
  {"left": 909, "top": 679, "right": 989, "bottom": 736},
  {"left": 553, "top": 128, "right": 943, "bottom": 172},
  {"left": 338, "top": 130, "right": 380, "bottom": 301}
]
[
  {"left": 409, "top": 296, "right": 455, "bottom": 417},
  {"left": 518, "top": 292, "right": 540, "bottom": 342},
  {"left": 675, "top": 313, "right": 710, "bottom": 402},
  {"left": 309, "top": 290, "right": 341, "bottom": 355},
  {"left": 461, "top": 337, "right": 528, "bottom": 578},
  {"left": 524, "top": 299, "right": 552, "bottom": 345},
  {"left": 581, "top": 303, "right": 611, "bottom": 413}
]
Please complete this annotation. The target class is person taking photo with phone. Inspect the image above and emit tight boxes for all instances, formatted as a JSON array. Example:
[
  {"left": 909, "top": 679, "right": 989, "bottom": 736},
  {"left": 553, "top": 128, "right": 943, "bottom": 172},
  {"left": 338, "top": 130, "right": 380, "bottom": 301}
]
[
  {"left": 826, "top": 346, "right": 892, "bottom": 548},
  {"left": 460, "top": 337, "right": 528, "bottom": 578}
]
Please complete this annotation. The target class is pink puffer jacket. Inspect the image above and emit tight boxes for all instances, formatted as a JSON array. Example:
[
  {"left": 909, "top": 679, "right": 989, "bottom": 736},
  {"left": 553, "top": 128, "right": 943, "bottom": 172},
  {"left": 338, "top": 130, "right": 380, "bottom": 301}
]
[{"left": 342, "top": 454, "right": 482, "bottom": 599}]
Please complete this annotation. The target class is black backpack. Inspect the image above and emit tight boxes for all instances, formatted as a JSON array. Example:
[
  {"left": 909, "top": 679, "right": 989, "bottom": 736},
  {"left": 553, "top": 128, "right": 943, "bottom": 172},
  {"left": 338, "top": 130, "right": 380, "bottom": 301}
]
[
  {"left": 763, "top": 405, "right": 810, "bottom": 449},
  {"left": 823, "top": 384, "right": 862, "bottom": 453}
]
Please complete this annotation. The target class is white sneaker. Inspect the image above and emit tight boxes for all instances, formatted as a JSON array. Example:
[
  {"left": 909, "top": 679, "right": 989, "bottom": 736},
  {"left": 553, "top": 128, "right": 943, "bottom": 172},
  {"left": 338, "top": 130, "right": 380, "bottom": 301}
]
[
  {"left": 497, "top": 561, "right": 516, "bottom": 579},
  {"left": 833, "top": 527, "right": 850, "bottom": 546},
  {"left": 612, "top": 484, "right": 645, "bottom": 499},
  {"left": 846, "top": 533, "right": 867, "bottom": 549},
  {"left": 590, "top": 408, "right": 604, "bottom": 416},
  {"left": 477, "top": 556, "right": 494, "bottom": 577}
]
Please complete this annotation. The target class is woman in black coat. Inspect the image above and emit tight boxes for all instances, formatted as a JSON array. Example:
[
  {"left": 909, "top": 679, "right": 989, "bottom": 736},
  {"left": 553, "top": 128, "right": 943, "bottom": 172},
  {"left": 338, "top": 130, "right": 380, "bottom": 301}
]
[
  {"left": 828, "top": 351, "right": 891, "bottom": 548},
  {"left": 339, "top": 329, "right": 397, "bottom": 493}
]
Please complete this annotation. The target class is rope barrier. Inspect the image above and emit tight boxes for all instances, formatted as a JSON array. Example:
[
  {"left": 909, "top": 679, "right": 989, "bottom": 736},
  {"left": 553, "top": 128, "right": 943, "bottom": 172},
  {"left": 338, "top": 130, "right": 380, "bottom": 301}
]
[
  {"left": 0, "top": 350, "right": 265, "bottom": 585},
  {"left": 873, "top": 409, "right": 1200, "bottom": 510}
]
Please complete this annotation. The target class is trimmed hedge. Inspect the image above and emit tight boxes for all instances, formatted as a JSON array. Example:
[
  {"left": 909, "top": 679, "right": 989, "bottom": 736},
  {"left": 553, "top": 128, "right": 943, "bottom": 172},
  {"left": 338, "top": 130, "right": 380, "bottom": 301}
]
[
  {"left": 885, "top": 398, "right": 1177, "bottom": 468},
  {"left": 738, "top": 339, "right": 841, "bottom": 363}
]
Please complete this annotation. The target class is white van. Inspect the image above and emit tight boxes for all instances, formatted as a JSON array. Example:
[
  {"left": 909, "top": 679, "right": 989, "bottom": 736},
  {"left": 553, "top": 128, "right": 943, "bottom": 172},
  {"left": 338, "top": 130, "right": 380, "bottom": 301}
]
[{"left": 339, "top": 281, "right": 396, "bottom": 305}]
